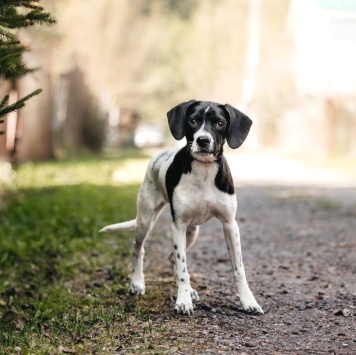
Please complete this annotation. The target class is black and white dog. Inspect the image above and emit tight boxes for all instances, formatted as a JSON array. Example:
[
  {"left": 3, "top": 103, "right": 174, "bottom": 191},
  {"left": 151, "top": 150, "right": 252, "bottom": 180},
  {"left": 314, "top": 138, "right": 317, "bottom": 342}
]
[{"left": 100, "top": 100, "right": 263, "bottom": 315}]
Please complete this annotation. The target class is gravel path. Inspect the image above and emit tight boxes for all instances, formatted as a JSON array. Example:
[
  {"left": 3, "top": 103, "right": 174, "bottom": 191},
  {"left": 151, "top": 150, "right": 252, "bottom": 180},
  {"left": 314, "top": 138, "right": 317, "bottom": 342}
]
[{"left": 124, "top": 153, "right": 356, "bottom": 354}]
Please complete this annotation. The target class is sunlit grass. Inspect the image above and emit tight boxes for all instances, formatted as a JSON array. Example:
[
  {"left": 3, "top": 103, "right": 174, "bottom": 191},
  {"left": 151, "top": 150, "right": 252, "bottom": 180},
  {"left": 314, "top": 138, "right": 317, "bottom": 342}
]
[
  {"left": 14, "top": 149, "right": 150, "bottom": 189},
  {"left": 0, "top": 152, "right": 171, "bottom": 353}
]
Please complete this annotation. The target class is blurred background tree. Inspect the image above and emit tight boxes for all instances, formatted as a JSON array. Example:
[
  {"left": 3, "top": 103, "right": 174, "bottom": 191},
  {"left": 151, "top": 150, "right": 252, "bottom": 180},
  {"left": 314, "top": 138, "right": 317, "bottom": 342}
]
[
  {"left": 1, "top": 0, "right": 356, "bottom": 161},
  {"left": 0, "top": 0, "right": 55, "bottom": 136}
]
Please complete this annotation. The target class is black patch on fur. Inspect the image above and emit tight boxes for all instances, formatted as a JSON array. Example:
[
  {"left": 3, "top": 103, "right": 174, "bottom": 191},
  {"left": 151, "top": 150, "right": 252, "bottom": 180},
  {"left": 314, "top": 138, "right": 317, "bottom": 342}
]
[
  {"left": 222, "top": 104, "right": 253, "bottom": 149},
  {"left": 215, "top": 155, "right": 235, "bottom": 195},
  {"left": 167, "top": 100, "right": 197, "bottom": 140},
  {"left": 166, "top": 146, "right": 193, "bottom": 220}
]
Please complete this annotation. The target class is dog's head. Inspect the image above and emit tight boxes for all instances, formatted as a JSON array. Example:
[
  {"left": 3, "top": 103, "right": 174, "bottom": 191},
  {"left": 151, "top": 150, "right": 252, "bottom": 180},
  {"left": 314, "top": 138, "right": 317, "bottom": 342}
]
[{"left": 167, "top": 100, "right": 252, "bottom": 162}]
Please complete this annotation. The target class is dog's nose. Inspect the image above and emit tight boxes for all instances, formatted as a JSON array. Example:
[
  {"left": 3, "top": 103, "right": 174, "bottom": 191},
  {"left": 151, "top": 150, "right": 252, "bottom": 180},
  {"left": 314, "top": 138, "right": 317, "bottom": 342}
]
[{"left": 197, "top": 136, "right": 211, "bottom": 148}]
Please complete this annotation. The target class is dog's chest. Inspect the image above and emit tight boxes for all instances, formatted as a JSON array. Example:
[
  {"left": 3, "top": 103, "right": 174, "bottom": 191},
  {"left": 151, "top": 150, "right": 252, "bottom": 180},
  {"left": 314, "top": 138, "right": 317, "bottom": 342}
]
[{"left": 173, "top": 161, "right": 236, "bottom": 224}]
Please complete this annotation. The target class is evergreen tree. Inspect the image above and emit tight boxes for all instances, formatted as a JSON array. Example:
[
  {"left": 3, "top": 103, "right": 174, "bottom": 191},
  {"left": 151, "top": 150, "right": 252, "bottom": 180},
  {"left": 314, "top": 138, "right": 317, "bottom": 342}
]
[{"left": 0, "top": 0, "right": 55, "bottom": 134}]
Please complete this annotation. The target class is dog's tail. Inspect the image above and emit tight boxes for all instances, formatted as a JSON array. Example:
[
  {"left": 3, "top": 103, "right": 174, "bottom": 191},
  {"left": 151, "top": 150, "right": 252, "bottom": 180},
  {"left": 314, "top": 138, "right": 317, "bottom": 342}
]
[{"left": 99, "top": 219, "right": 136, "bottom": 233}]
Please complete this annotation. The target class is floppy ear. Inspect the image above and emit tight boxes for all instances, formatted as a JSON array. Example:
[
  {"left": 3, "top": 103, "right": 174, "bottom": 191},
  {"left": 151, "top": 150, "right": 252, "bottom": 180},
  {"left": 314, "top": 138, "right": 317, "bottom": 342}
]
[
  {"left": 167, "top": 100, "right": 196, "bottom": 140},
  {"left": 223, "top": 104, "right": 253, "bottom": 149}
]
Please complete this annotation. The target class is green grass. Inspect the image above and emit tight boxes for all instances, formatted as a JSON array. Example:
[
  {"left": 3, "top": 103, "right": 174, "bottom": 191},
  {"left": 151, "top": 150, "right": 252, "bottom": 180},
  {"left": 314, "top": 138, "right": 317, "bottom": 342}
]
[
  {"left": 0, "top": 153, "right": 217, "bottom": 354},
  {"left": 0, "top": 153, "right": 177, "bottom": 353}
]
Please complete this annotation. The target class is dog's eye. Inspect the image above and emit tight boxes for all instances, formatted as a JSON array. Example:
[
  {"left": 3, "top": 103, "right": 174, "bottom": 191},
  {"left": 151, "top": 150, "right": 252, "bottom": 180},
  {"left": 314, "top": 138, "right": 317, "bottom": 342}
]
[
  {"left": 189, "top": 118, "right": 197, "bottom": 126},
  {"left": 215, "top": 120, "right": 225, "bottom": 128}
]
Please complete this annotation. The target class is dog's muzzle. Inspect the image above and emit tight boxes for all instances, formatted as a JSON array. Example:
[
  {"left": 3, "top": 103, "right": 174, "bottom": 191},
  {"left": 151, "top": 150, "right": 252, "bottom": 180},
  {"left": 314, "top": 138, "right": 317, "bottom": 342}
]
[
  {"left": 191, "top": 135, "right": 216, "bottom": 162},
  {"left": 197, "top": 136, "right": 211, "bottom": 150}
]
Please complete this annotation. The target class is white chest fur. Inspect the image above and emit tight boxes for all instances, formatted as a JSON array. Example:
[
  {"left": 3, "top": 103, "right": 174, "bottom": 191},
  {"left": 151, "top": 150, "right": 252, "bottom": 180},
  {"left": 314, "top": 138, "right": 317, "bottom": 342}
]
[{"left": 172, "top": 161, "right": 237, "bottom": 226}]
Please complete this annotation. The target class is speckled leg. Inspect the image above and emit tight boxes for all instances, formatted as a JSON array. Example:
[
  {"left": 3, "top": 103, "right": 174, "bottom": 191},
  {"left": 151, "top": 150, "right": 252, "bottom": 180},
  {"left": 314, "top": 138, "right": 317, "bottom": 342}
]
[
  {"left": 170, "top": 222, "right": 194, "bottom": 315},
  {"left": 223, "top": 220, "right": 264, "bottom": 314},
  {"left": 169, "top": 225, "right": 200, "bottom": 302}
]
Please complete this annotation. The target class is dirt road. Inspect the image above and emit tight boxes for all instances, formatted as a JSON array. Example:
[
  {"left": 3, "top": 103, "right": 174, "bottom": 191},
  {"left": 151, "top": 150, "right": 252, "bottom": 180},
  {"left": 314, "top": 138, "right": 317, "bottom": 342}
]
[{"left": 121, "top": 153, "right": 356, "bottom": 354}]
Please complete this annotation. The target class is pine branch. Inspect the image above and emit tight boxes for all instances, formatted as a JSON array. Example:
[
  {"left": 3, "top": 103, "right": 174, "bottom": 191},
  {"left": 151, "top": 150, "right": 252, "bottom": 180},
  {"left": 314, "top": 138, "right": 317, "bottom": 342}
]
[
  {"left": 0, "top": 95, "right": 9, "bottom": 109},
  {"left": 0, "top": 88, "right": 42, "bottom": 118},
  {"left": 0, "top": 1, "right": 56, "bottom": 79},
  {"left": 0, "top": 89, "right": 42, "bottom": 135},
  {"left": 0, "top": 94, "right": 10, "bottom": 133},
  {"left": 0, "top": 27, "right": 17, "bottom": 41},
  {"left": 0, "top": 2, "right": 56, "bottom": 29},
  {"left": 0, "top": 43, "right": 30, "bottom": 79},
  {"left": 0, "top": 1, "right": 56, "bottom": 135}
]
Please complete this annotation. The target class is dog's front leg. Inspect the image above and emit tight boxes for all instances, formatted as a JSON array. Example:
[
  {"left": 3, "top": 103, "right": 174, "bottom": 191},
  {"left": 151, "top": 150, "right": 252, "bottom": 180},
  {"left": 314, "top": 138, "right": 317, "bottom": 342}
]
[
  {"left": 169, "top": 225, "right": 200, "bottom": 302},
  {"left": 223, "top": 220, "right": 264, "bottom": 314},
  {"left": 171, "top": 222, "right": 194, "bottom": 315}
]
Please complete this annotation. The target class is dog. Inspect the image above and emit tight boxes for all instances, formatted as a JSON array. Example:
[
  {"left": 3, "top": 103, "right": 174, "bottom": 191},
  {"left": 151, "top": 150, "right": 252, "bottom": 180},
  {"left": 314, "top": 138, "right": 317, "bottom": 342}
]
[{"left": 100, "top": 100, "right": 263, "bottom": 315}]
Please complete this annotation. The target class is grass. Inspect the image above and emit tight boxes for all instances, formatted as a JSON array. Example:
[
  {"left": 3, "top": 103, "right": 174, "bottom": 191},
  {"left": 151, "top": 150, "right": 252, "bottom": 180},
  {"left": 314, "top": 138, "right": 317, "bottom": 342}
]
[
  {"left": 0, "top": 152, "right": 180, "bottom": 353},
  {"left": 0, "top": 152, "right": 227, "bottom": 354}
]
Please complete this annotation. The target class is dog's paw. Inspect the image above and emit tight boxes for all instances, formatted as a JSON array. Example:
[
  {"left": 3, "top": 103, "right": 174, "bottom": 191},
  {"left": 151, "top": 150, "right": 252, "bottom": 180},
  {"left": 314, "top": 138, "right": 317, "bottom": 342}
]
[
  {"left": 129, "top": 282, "right": 145, "bottom": 295},
  {"left": 175, "top": 302, "right": 194, "bottom": 315},
  {"left": 190, "top": 288, "right": 200, "bottom": 302},
  {"left": 240, "top": 297, "right": 264, "bottom": 315},
  {"left": 242, "top": 303, "right": 264, "bottom": 315},
  {"left": 239, "top": 290, "right": 264, "bottom": 315}
]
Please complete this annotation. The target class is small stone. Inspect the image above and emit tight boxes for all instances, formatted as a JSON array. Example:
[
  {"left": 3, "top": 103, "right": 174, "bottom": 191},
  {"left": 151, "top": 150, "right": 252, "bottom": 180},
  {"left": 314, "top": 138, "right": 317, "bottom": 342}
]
[
  {"left": 279, "top": 265, "right": 289, "bottom": 270},
  {"left": 342, "top": 309, "right": 351, "bottom": 317},
  {"left": 334, "top": 309, "right": 351, "bottom": 317},
  {"left": 244, "top": 342, "right": 256, "bottom": 348}
]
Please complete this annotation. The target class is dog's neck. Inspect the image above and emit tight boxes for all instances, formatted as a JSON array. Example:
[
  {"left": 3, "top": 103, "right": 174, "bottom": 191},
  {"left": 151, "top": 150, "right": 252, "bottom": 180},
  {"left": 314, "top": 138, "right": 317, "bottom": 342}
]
[{"left": 180, "top": 144, "right": 234, "bottom": 194}]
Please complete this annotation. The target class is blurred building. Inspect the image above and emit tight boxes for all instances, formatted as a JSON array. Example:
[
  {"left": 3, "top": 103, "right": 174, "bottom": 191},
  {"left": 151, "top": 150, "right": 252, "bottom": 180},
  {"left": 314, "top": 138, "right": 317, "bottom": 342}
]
[
  {"left": 288, "top": 0, "right": 356, "bottom": 95},
  {"left": 282, "top": 0, "right": 356, "bottom": 154}
]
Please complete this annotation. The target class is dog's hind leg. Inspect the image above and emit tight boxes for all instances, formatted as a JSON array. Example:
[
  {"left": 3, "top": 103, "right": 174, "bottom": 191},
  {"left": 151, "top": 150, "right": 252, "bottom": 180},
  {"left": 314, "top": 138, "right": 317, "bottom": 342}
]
[{"left": 130, "top": 182, "right": 166, "bottom": 295}]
